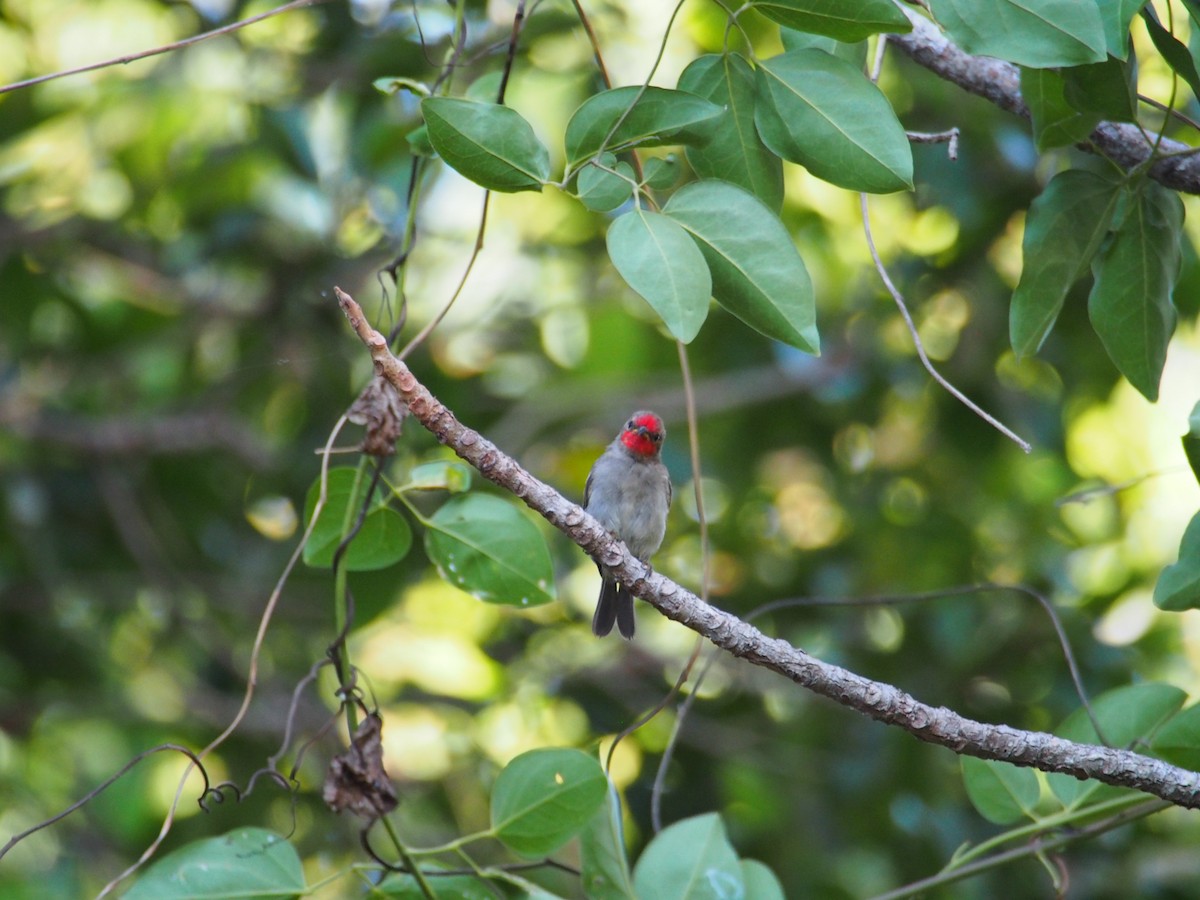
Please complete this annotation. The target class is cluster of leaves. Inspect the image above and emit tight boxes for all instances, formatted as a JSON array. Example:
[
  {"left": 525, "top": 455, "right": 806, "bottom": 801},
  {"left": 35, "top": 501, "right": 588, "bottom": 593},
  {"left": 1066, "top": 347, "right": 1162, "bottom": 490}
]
[
  {"left": 1007, "top": 0, "right": 1197, "bottom": 402},
  {"left": 303, "top": 462, "right": 555, "bottom": 608},
  {"left": 410, "top": 1, "right": 925, "bottom": 354},
  {"left": 126, "top": 749, "right": 782, "bottom": 898}
]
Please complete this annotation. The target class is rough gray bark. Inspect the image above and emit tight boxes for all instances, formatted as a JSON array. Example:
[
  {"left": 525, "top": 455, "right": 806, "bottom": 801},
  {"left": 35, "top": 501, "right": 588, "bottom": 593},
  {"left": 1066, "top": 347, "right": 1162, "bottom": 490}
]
[
  {"left": 891, "top": 11, "right": 1200, "bottom": 195},
  {"left": 337, "top": 287, "right": 1200, "bottom": 810}
]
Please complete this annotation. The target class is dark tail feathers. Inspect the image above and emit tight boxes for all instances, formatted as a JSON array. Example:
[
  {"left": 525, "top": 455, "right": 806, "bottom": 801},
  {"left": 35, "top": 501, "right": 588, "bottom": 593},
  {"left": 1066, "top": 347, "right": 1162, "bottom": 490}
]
[{"left": 592, "top": 575, "right": 635, "bottom": 639}]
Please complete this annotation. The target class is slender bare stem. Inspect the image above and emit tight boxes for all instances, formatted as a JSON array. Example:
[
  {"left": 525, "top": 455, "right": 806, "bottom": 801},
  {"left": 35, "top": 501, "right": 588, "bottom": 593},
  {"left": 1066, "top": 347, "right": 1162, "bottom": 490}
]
[{"left": 0, "top": 0, "right": 332, "bottom": 95}]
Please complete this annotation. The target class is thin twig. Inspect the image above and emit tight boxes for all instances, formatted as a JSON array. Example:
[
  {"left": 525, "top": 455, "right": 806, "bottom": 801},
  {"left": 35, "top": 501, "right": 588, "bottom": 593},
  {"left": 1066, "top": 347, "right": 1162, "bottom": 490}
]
[
  {"left": 869, "top": 798, "right": 1169, "bottom": 900},
  {"left": 396, "top": 193, "right": 491, "bottom": 360},
  {"left": 570, "top": 0, "right": 614, "bottom": 89},
  {"left": 862, "top": 33, "right": 1027, "bottom": 452},
  {"left": 1137, "top": 94, "right": 1200, "bottom": 134},
  {"left": 0, "top": 0, "right": 331, "bottom": 95},
  {"left": 0, "top": 745, "right": 209, "bottom": 862},
  {"left": 496, "top": 0, "right": 528, "bottom": 104},
  {"left": 649, "top": 343, "right": 710, "bottom": 833},
  {"left": 907, "top": 128, "right": 960, "bottom": 160},
  {"left": 859, "top": 193, "right": 1031, "bottom": 453}
]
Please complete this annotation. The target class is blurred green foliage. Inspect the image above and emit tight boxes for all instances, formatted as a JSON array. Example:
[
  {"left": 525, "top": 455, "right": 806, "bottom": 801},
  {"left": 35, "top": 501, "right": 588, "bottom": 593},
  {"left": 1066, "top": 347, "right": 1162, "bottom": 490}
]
[{"left": 2, "top": 0, "right": 1200, "bottom": 897}]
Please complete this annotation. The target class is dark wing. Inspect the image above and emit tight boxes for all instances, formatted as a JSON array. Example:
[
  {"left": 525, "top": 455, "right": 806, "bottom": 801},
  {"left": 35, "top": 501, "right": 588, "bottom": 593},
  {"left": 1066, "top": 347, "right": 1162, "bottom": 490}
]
[{"left": 583, "top": 467, "right": 594, "bottom": 509}]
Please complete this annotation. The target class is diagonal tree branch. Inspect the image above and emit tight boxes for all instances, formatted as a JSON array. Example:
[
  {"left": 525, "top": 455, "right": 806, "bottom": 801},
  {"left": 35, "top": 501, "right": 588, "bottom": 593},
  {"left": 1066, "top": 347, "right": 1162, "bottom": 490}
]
[
  {"left": 892, "top": 10, "right": 1200, "bottom": 195},
  {"left": 334, "top": 286, "right": 1200, "bottom": 810}
]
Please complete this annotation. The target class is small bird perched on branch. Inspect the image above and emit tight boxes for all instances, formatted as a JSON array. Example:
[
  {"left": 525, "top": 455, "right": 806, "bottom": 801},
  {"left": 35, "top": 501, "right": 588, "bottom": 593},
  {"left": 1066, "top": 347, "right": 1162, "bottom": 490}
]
[{"left": 584, "top": 411, "right": 672, "bottom": 638}]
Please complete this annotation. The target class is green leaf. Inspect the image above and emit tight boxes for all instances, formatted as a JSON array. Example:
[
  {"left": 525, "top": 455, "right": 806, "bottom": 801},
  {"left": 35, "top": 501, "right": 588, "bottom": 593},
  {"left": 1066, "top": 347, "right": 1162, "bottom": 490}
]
[
  {"left": 750, "top": 0, "right": 911, "bottom": 41},
  {"left": 1088, "top": 181, "right": 1184, "bottom": 402},
  {"left": 1140, "top": 7, "right": 1200, "bottom": 100},
  {"left": 1098, "top": 0, "right": 1148, "bottom": 58},
  {"left": 632, "top": 813, "right": 743, "bottom": 900},
  {"left": 403, "top": 460, "right": 472, "bottom": 493},
  {"left": 577, "top": 155, "right": 636, "bottom": 212},
  {"left": 930, "top": 0, "right": 1107, "bottom": 68},
  {"left": 421, "top": 97, "right": 550, "bottom": 193},
  {"left": 425, "top": 493, "right": 556, "bottom": 606},
  {"left": 961, "top": 757, "right": 1040, "bottom": 825},
  {"left": 678, "top": 53, "right": 784, "bottom": 211},
  {"left": 564, "top": 87, "right": 724, "bottom": 169},
  {"left": 1011, "top": 169, "right": 1121, "bottom": 356},
  {"left": 755, "top": 49, "right": 913, "bottom": 194},
  {"left": 1185, "top": 400, "right": 1200, "bottom": 485},
  {"left": 579, "top": 786, "right": 637, "bottom": 900},
  {"left": 491, "top": 748, "right": 608, "bottom": 857},
  {"left": 1149, "top": 702, "right": 1200, "bottom": 769},
  {"left": 740, "top": 860, "right": 786, "bottom": 900},
  {"left": 1061, "top": 56, "right": 1137, "bottom": 122},
  {"left": 664, "top": 180, "right": 819, "bottom": 353},
  {"left": 1154, "top": 511, "right": 1200, "bottom": 611},
  {"left": 303, "top": 468, "right": 413, "bottom": 571},
  {"left": 406, "top": 124, "right": 434, "bottom": 157},
  {"left": 124, "top": 828, "right": 304, "bottom": 900},
  {"left": 607, "top": 208, "right": 712, "bottom": 343},
  {"left": 779, "top": 28, "right": 869, "bottom": 67},
  {"left": 373, "top": 76, "right": 429, "bottom": 97},
  {"left": 642, "top": 155, "right": 681, "bottom": 190},
  {"left": 1047, "top": 683, "right": 1186, "bottom": 808},
  {"left": 1019, "top": 68, "right": 1101, "bottom": 151},
  {"left": 377, "top": 870, "right": 493, "bottom": 898}
]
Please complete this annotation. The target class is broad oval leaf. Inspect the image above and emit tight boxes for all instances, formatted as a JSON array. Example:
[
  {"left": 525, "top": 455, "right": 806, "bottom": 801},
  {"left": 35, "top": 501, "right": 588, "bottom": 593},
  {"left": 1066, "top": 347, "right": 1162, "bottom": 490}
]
[
  {"left": 632, "top": 812, "right": 743, "bottom": 900},
  {"left": 491, "top": 748, "right": 607, "bottom": 857},
  {"left": 930, "top": 0, "right": 1107, "bottom": 68},
  {"left": 425, "top": 493, "right": 556, "bottom": 606},
  {"left": 961, "top": 756, "right": 1040, "bottom": 825},
  {"left": 564, "top": 87, "right": 724, "bottom": 169},
  {"left": 1019, "top": 68, "right": 1101, "bottom": 152},
  {"left": 755, "top": 49, "right": 913, "bottom": 193},
  {"left": 578, "top": 155, "right": 637, "bottom": 212},
  {"left": 303, "top": 468, "right": 413, "bottom": 571},
  {"left": 664, "top": 180, "right": 819, "bottom": 353},
  {"left": 1047, "top": 683, "right": 1186, "bottom": 809},
  {"left": 1087, "top": 181, "right": 1183, "bottom": 402},
  {"left": 421, "top": 97, "right": 550, "bottom": 193},
  {"left": 607, "top": 209, "right": 712, "bottom": 343},
  {"left": 1011, "top": 169, "right": 1121, "bottom": 356},
  {"left": 678, "top": 53, "right": 784, "bottom": 211},
  {"left": 751, "top": 0, "right": 911, "bottom": 41},
  {"left": 124, "top": 828, "right": 304, "bottom": 900},
  {"left": 1154, "top": 511, "right": 1200, "bottom": 611},
  {"left": 642, "top": 154, "right": 681, "bottom": 190}
]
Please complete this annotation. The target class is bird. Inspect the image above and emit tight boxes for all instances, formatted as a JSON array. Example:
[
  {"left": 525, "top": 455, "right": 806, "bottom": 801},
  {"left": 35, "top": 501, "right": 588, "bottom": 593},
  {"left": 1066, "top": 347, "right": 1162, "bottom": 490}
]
[{"left": 583, "top": 411, "right": 672, "bottom": 638}]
